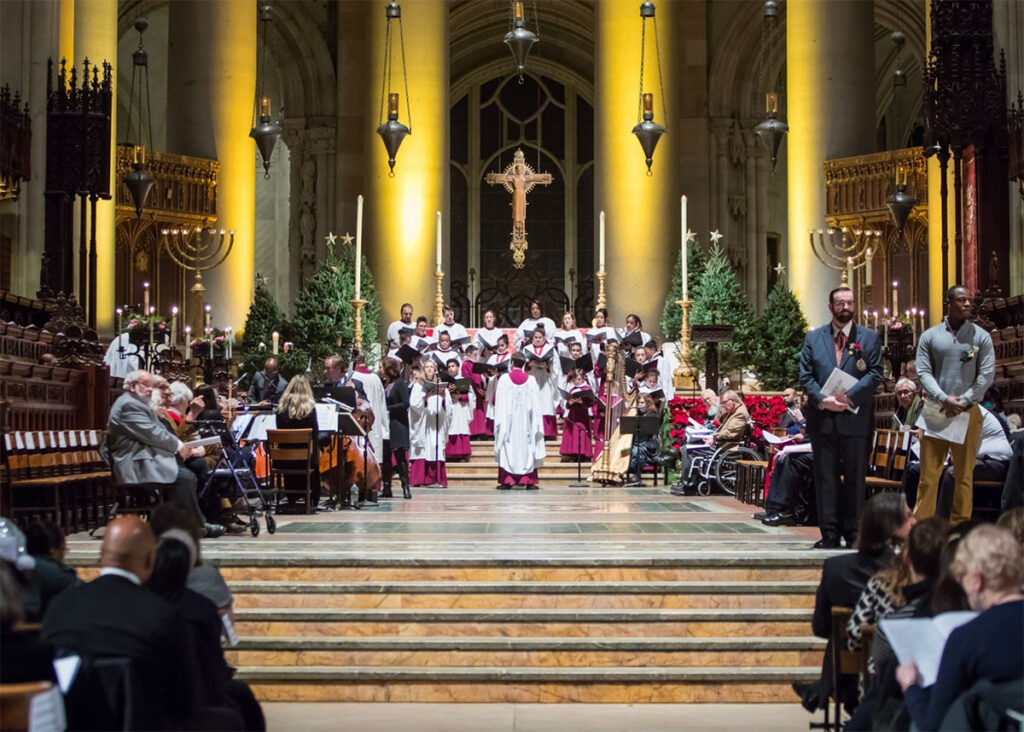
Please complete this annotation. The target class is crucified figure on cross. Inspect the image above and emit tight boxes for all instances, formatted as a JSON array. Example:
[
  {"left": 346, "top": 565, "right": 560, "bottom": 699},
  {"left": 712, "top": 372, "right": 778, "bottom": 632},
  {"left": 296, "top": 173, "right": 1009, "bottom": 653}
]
[{"left": 485, "top": 148, "right": 553, "bottom": 267}]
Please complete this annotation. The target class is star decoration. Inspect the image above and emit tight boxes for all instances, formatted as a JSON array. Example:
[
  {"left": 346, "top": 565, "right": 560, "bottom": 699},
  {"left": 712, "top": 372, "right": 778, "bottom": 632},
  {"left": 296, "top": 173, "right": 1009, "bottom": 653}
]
[
  {"left": 340, "top": 232, "right": 354, "bottom": 246},
  {"left": 774, "top": 262, "right": 787, "bottom": 277},
  {"left": 709, "top": 229, "right": 724, "bottom": 244},
  {"left": 325, "top": 231, "right": 338, "bottom": 248},
  {"left": 255, "top": 272, "right": 269, "bottom": 288},
  {"left": 685, "top": 229, "right": 697, "bottom": 244}
]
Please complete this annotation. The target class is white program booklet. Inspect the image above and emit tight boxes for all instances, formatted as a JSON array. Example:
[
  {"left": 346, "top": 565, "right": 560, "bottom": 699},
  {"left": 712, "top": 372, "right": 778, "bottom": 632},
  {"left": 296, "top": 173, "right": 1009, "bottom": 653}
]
[
  {"left": 821, "top": 368, "right": 860, "bottom": 414},
  {"left": 880, "top": 611, "right": 978, "bottom": 687},
  {"left": 915, "top": 401, "right": 970, "bottom": 445}
]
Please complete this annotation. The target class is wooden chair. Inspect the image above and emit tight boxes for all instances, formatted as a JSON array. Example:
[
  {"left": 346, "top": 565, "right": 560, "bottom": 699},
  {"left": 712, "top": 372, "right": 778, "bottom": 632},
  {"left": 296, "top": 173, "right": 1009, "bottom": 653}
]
[
  {"left": 266, "top": 428, "right": 316, "bottom": 513},
  {"left": 735, "top": 459, "right": 768, "bottom": 506},
  {"left": 810, "top": 606, "right": 870, "bottom": 732},
  {"left": 865, "top": 429, "right": 911, "bottom": 499},
  {"left": 0, "top": 681, "right": 53, "bottom": 731}
]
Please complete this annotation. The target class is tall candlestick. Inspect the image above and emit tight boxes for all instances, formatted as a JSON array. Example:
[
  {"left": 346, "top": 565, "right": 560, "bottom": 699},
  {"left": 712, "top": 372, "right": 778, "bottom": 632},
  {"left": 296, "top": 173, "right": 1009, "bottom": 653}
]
[
  {"left": 599, "top": 210, "right": 606, "bottom": 272},
  {"left": 170, "top": 306, "right": 178, "bottom": 348},
  {"left": 148, "top": 306, "right": 155, "bottom": 348},
  {"left": 680, "top": 196, "right": 688, "bottom": 302},
  {"left": 207, "top": 328, "right": 214, "bottom": 359},
  {"left": 919, "top": 309, "right": 926, "bottom": 332},
  {"left": 847, "top": 257, "right": 854, "bottom": 287},
  {"left": 204, "top": 304, "right": 211, "bottom": 330},
  {"left": 865, "top": 248, "right": 873, "bottom": 286},
  {"left": 272, "top": 331, "right": 279, "bottom": 355},
  {"left": 355, "top": 194, "right": 364, "bottom": 300},
  {"left": 184, "top": 326, "right": 191, "bottom": 361},
  {"left": 435, "top": 211, "right": 443, "bottom": 271},
  {"left": 142, "top": 281, "right": 150, "bottom": 313},
  {"left": 116, "top": 307, "right": 123, "bottom": 334},
  {"left": 891, "top": 281, "right": 899, "bottom": 318}
]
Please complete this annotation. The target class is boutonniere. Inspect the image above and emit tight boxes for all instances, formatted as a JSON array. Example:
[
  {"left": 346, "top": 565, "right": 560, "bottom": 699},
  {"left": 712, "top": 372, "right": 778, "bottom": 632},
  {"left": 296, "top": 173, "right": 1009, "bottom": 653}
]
[
  {"left": 847, "top": 342, "right": 866, "bottom": 372},
  {"left": 961, "top": 345, "right": 979, "bottom": 362}
]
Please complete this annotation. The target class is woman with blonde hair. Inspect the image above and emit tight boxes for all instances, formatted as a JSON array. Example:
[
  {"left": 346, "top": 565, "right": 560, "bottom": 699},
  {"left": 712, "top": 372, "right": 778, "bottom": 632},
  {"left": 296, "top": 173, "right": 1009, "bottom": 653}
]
[{"left": 274, "top": 375, "right": 321, "bottom": 508}]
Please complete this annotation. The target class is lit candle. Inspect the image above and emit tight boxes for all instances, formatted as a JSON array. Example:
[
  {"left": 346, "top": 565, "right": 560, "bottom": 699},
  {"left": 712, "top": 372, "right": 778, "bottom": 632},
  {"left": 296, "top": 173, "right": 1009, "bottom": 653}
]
[
  {"left": 355, "top": 194, "right": 364, "bottom": 300},
  {"left": 891, "top": 281, "right": 899, "bottom": 318},
  {"left": 148, "top": 306, "right": 155, "bottom": 347},
  {"left": 436, "top": 211, "right": 443, "bottom": 271},
  {"left": 873, "top": 310, "right": 879, "bottom": 329},
  {"left": 272, "top": 331, "right": 279, "bottom": 355},
  {"left": 207, "top": 328, "right": 214, "bottom": 359},
  {"left": 680, "top": 197, "right": 688, "bottom": 302},
  {"left": 919, "top": 309, "right": 926, "bottom": 333},
  {"left": 142, "top": 281, "right": 150, "bottom": 313},
  {"left": 170, "top": 306, "right": 178, "bottom": 348},
  {"left": 116, "top": 307, "right": 123, "bottom": 334},
  {"left": 865, "top": 248, "right": 873, "bottom": 286},
  {"left": 204, "top": 304, "right": 211, "bottom": 330},
  {"left": 184, "top": 326, "right": 191, "bottom": 360},
  {"left": 599, "top": 210, "right": 606, "bottom": 272}
]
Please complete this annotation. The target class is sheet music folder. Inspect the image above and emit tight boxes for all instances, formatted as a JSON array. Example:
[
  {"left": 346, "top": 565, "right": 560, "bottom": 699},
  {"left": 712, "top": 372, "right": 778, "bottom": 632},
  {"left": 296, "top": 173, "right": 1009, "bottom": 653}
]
[{"left": 619, "top": 415, "right": 660, "bottom": 437}]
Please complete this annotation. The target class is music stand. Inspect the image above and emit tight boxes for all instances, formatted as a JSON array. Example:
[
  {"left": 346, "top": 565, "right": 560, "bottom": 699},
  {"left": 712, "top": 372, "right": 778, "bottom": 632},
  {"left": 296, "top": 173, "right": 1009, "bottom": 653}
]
[{"left": 619, "top": 414, "right": 661, "bottom": 486}]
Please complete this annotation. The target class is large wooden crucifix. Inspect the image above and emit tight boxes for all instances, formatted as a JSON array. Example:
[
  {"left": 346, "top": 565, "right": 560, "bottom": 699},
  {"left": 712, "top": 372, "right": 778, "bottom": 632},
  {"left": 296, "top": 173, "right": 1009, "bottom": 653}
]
[{"left": 485, "top": 148, "right": 553, "bottom": 268}]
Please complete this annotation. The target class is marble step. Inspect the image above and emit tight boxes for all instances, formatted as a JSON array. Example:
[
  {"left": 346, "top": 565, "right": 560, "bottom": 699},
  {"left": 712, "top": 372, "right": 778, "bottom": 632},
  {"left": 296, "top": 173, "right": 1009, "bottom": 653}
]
[
  {"left": 226, "top": 635, "right": 825, "bottom": 668},
  {"left": 236, "top": 664, "right": 822, "bottom": 703},
  {"left": 228, "top": 580, "right": 817, "bottom": 610},
  {"left": 232, "top": 607, "right": 812, "bottom": 638}
]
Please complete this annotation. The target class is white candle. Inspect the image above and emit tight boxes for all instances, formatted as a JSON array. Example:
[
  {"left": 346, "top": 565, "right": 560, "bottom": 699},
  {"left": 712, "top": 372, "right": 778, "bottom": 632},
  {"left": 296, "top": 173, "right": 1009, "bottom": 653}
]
[
  {"left": 272, "top": 331, "right": 279, "bottom": 355},
  {"left": 355, "top": 195, "right": 364, "bottom": 300},
  {"left": 148, "top": 306, "right": 154, "bottom": 347},
  {"left": 599, "top": 210, "right": 606, "bottom": 272},
  {"left": 919, "top": 309, "right": 926, "bottom": 332},
  {"left": 184, "top": 326, "right": 191, "bottom": 360},
  {"left": 892, "top": 281, "right": 899, "bottom": 318},
  {"left": 847, "top": 257, "right": 854, "bottom": 288},
  {"left": 142, "top": 281, "right": 150, "bottom": 313},
  {"left": 865, "top": 248, "right": 873, "bottom": 286},
  {"left": 204, "top": 304, "right": 211, "bottom": 330},
  {"left": 170, "top": 306, "right": 178, "bottom": 348},
  {"left": 873, "top": 311, "right": 879, "bottom": 329},
  {"left": 680, "top": 196, "right": 688, "bottom": 302},
  {"left": 208, "top": 328, "right": 214, "bottom": 359},
  {"left": 116, "top": 307, "right": 122, "bottom": 334},
  {"left": 436, "top": 211, "right": 443, "bottom": 271}
]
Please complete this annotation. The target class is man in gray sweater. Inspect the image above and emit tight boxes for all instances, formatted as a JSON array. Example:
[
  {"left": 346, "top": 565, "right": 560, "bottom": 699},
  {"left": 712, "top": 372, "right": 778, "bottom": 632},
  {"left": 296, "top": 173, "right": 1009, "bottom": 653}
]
[{"left": 914, "top": 286, "right": 995, "bottom": 523}]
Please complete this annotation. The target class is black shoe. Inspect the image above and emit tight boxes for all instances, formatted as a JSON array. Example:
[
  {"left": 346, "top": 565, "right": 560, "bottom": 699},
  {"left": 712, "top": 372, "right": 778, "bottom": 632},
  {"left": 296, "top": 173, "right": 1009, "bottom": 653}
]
[
  {"left": 791, "top": 681, "right": 818, "bottom": 713},
  {"left": 843, "top": 534, "right": 857, "bottom": 548},
  {"left": 752, "top": 510, "right": 771, "bottom": 520},
  {"left": 204, "top": 523, "right": 226, "bottom": 539},
  {"left": 380, "top": 485, "right": 393, "bottom": 499},
  {"left": 402, "top": 483, "right": 412, "bottom": 499},
  {"left": 365, "top": 493, "right": 378, "bottom": 505},
  {"left": 813, "top": 535, "right": 841, "bottom": 549},
  {"left": 496, "top": 484, "right": 511, "bottom": 490},
  {"left": 762, "top": 512, "right": 798, "bottom": 527},
  {"left": 226, "top": 522, "right": 248, "bottom": 535}
]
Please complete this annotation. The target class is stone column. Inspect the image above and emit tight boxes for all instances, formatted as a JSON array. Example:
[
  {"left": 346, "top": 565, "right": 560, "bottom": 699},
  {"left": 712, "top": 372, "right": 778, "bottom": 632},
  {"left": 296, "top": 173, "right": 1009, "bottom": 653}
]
[
  {"left": 73, "top": 0, "right": 116, "bottom": 333},
  {"left": 166, "top": 0, "right": 256, "bottom": 330},
  {"left": 786, "top": 0, "right": 875, "bottom": 317},
  {"left": 365, "top": 0, "right": 448, "bottom": 324},
  {"left": 595, "top": 0, "right": 677, "bottom": 333}
]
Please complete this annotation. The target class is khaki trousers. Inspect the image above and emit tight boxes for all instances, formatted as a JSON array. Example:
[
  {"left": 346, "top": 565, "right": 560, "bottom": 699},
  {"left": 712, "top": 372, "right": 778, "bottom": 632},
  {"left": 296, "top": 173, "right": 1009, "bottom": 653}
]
[{"left": 914, "top": 404, "right": 983, "bottom": 524}]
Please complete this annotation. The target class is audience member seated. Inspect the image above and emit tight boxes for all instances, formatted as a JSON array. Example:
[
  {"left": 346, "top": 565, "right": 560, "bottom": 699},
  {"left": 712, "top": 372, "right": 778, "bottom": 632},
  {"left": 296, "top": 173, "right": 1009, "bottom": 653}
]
[
  {"left": 897, "top": 524, "right": 1024, "bottom": 731},
  {"left": 41, "top": 516, "right": 200, "bottom": 729},
  {"left": 778, "top": 388, "right": 806, "bottom": 434},
  {"left": 195, "top": 384, "right": 228, "bottom": 422},
  {"left": 758, "top": 446, "right": 815, "bottom": 527},
  {"left": 996, "top": 506, "right": 1024, "bottom": 551},
  {"left": 24, "top": 519, "right": 81, "bottom": 619},
  {"left": 146, "top": 521, "right": 265, "bottom": 731},
  {"left": 274, "top": 375, "right": 322, "bottom": 510},
  {"left": 0, "top": 526, "right": 55, "bottom": 684},
  {"left": 981, "top": 386, "right": 1011, "bottom": 439},
  {"left": 105, "top": 369, "right": 225, "bottom": 538},
  {"left": 892, "top": 378, "right": 924, "bottom": 430},
  {"left": 794, "top": 492, "right": 915, "bottom": 714},
  {"left": 247, "top": 357, "right": 288, "bottom": 405},
  {"left": 700, "top": 388, "right": 721, "bottom": 426}
]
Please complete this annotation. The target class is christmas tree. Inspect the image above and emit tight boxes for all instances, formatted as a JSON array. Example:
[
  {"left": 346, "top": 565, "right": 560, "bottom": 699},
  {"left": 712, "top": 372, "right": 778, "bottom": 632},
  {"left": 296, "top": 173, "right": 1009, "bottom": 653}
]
[
  {"left": 689, "top": 242, "right": 756, "bottom": 376},
  {"left": 289, "top": 240, "right": 382, "bottom": 369},
  {"left": 241, "top": 276, "right": 287, "bottom": 375},
  {"left": 752, "top": 280, "right": 808, "bottom": 391},
  {"left": 660, "top": 238, "right": 706, "bottom": 340}
]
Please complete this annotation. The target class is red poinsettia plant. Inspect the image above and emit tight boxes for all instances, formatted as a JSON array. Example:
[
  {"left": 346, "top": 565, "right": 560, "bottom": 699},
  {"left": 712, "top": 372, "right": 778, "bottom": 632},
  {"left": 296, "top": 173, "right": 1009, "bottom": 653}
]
[{"left": 667, "top": 394, "right": 786, "bottom": 450}]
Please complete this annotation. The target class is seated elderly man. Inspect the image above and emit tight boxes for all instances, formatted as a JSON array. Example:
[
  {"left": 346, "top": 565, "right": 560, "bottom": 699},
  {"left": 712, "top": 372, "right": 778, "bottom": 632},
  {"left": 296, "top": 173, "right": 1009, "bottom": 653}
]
[
  {"left": 892, "top": 377, "right": 924, "bottom": 430},
  {"left": 247, "top": 357, "right": 288, "bottom": 405},
  {"left": 106, "top": 370, "right": 224, "bottom": 538},
  {"left": 672, "top": 390, "right": 752, "bottom": 496}
]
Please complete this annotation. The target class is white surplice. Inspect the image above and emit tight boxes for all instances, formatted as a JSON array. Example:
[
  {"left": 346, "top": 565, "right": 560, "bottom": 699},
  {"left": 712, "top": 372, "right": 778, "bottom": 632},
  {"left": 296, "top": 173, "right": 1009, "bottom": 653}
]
[
  {"left": 475, "top": 326, "right": 504, "bottom": 352},
  {"left": 434, "top": 321, "right": 469, "bottom": 345},
  {"left": 409, "top": 382, "right": 452, "bottom": 463},
  {"left": 449, "top": 386, "right": 476, "bottom": 436},
  {"left": 524, "top": 342, "right": 561, "bottom": 417},
  {"left": 493, "top": 372, "right": 546, "bottom": 475},
  {"left": 554, "top": 328, "right": 585, "bottom": 356},
  {"left": 515, "top": 317, "right": 558, "bottom": 348},
  {"left": 349, "top": 369, "right": 389, "bottom": 459}
]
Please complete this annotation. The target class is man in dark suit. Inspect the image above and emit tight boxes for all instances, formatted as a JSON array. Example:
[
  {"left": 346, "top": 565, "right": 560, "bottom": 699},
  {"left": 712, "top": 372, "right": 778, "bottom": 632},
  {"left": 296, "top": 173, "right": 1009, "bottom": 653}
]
[
  {"left": 799, "top": 286, "right": 882, "bottom": 548},
  {"left": 41, "top": 516, "right": 198, "bottom": 728},
  {"left": 247, "top": 357, "right": 288, "bottom": 405}
]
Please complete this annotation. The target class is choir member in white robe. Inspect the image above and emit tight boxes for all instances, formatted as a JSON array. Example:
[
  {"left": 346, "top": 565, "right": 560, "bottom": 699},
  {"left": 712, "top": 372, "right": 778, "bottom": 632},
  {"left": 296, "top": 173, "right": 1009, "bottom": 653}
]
[
  {"left": 103, "top": 332, "right": 141, "bottom": 378},
  {"left": 444, "top": 359, "right": 474, "bottom": 460},
  {"left": 475, "top": 309, "right": 504, "bottom": 354},
  {"left": 649, "top": 342, "right": 676, "bottom": 399},
  {"left": 485, "top": 335, "right": 513, "bottom": 428},
  {"left": 461, "top": 346, "right": 490, "bottom": 438},
  {"left": 434, "top": 304, "right": 469, "bottom": 346},
  {"left": 523, "top": 329, "right": 561, "bottom": 438},
  {"left": 586, "top": 308, "right": 620, "bottom": 362},
  {"left": 411, "top": 316, "right": 436, "bottom": 352},
  {"left": 348, "top": 352, "right": 389, "bottom": 468},
  {"left": 554, "top": 311, "right": 585, "bottom": 356},
  {"left": 620, "top": 313, "right": 652, "bottom": 347},
  {"left": 515, "top": 300, "right": 557, "bottom": 349},
  {"left": 493, "top": 354, "right": 546, "bottom": 488},
  {"left": 428, "top": 331, "right": 463, "bottom": 370},
  {"left": 409, "top": 360, "right": 453, "bottom": 487},
  {"left": 386, "top": 302, "right": 415, "bottom": 348}
]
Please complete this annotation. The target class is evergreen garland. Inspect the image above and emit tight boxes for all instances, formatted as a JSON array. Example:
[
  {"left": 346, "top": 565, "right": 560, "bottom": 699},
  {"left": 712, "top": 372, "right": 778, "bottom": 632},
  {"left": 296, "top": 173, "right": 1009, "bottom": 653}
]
[
  {"left": 660, "top": 240, "right": 707, "bottom": 340},
  {"left": 752, "top": 280, "right": 808, "bottom": 390},
  {"left": 689, "top": 242, "right": 756, "bottom": 376}
]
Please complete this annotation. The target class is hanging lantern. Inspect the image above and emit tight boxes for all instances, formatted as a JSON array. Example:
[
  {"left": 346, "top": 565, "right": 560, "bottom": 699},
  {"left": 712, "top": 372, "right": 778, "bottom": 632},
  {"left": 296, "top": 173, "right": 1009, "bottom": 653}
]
[
  {"left": 504, "top": 0, "right": 538, "bottom": 82},
  {"left": 631, "top": 0, "right": 667, "bottom": 175},
  {"left": 376, "top": 1, "right": 412, "bottom": 176},
  {"left": 886, "top": 177, "right": 917, "bottom": 235},
  {"left": 125, "top": 145, "right": 154, "bottom": 219},
  {"left": 754, "top": 92, "right": 789, "bottom": 172},
  {"left": 122, "top": 18, "right": 155, "bottom": 218},
  {"left": 753, "top": 1, "right": 787, "bottom": 172},
  {"left": 250, "top": 5, "right": 282, "bottom": 178}
]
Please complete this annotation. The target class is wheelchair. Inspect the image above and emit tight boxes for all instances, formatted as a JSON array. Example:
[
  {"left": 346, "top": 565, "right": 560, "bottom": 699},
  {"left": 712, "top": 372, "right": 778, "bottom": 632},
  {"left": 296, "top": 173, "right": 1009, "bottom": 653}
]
[{"left": 681, "top": 424, "right": 764, "bottom": 496}]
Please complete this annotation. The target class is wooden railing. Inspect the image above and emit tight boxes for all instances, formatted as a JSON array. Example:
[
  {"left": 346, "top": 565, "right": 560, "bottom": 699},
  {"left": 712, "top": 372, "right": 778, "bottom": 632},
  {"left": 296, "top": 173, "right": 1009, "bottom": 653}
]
[
  {"left": 824, "top": 148, "right": 928, "bottom": 226},
  {"left": 114, "top": 145, "right": 219, "bottom": 224}
]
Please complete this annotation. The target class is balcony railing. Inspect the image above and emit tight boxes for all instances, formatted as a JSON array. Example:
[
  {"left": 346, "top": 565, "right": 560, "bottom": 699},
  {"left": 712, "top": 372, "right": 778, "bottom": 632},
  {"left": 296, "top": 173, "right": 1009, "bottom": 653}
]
[
  {"left": 824, "top": 148, "right": 928, "bottom": 226},
  {"left": 115, "top": 145, "right": 219, "bottom": 224}
]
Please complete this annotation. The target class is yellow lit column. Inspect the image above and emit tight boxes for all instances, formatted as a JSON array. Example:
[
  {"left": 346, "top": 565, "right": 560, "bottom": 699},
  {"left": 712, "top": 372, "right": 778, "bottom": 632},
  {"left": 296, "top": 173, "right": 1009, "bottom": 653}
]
[
  {"left": 595, "top": 0, "right": 677, "bottom": 332},
  {"left": 167, "top": 0, "right": 256, "bottom": 330},
  {"left": 59, "top": 0, "right": 74, "bottom": 63},
  {"left": 73, "top": 0, "right": 116, "bottom": 334},
  {"left": 366, "top": 1, "right": 448, "bottom": 323},
  {"left": 787, "top": 0, "right": 874, "bottom": 317}
]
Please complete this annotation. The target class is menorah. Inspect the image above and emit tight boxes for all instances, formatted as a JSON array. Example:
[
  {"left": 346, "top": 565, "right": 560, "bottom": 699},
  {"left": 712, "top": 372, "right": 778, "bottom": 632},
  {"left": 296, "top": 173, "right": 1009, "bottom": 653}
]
[
  {"left": 809, "top": 226, "right": 882, "bottom": 287},
  {"left": 161, "top": 226, "right": 235, "bottom": 332}
]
